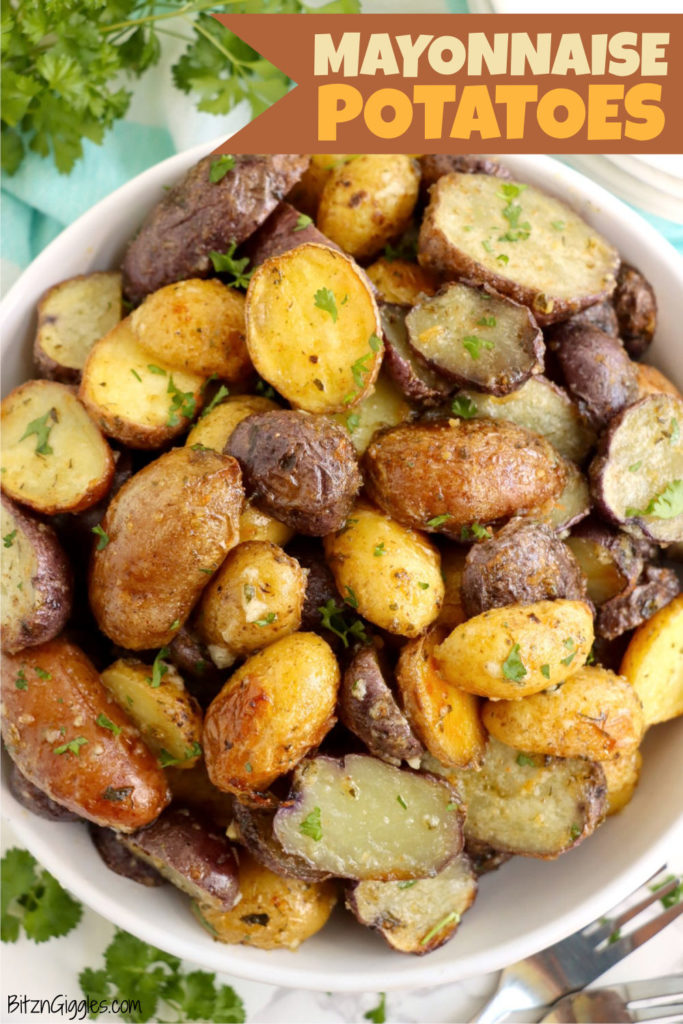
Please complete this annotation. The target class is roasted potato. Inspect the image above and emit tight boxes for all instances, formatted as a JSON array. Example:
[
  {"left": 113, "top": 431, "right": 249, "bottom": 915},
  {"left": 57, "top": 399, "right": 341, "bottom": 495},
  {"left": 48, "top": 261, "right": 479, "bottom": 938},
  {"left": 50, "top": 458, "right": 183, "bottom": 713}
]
[
  {"left": 121, "top": 153, "right": 309, "bottom": 303},
  {"left": 339, "top": 645, "right": 424, "bottom": 767},
  {"left": 89, "top": 446, "right": 243, "bottom": 650},
  {"left": 195, "top": 540, "right": 306, "bottom": 666},
  {"left": 333, "top": 369, "right": 416, "bottom": 454},
  {"left": 565, "top": 520, "right": 643, "bottom": 608},
  {"left": 589, "top": 394, "right": 683, "bottom": 545},
  {"left": 418, "top": 173, "right": 619, "bottom": 325},
  {"left": 244, "top": 243, "right": 383, "bottom": 413},
  {"left": 366, "top": 258, "right": 438, "bottom": 306},
  {"left": 317, "top": 155, "right": 420, "bottom": 261},
  {"left": 597, "top": 565, "right": 679, "bottom": 641},
  {"left": 363, "top": 420, "right": 565, "bottom": 539},
  {"left": 406, "top": 283, "right": 543, "bottom": 396},
  {"left": 464, "top": 839, "right": 512, "bottom": 876},
  {"left": 33, "top": 272, "right": 122, "bottom": 383},
  {"left": 129, "top": 278, "right": 251, "bottom": 383},
  {"left": 238, "top": 501, "right": 294, "bottom": 546},
  {"left": 619, "top": 594, "right": 683, "bottom": 725},
  {"left": 273, "top": 754, "right": 463, "bottom": 881},
  {"left": 89, "top": 826, "right": 165, "bottom": 886},
  {"left": 548, "top": 323, "right": 638, "bottom": 430},
  {"left": 419, "top": 154, "right": 511, "bottom": 195},
  {"left": 347, "top": 853, "right": 477, "bottom": 955},
  {"left": 1, "top": 379, "right": 114, "bottom": 514},
  {"left": 286, "top": 153, "right": 352, "bottom": 218},
  {"left": 8, "top": 762, "right": 81, "bottom": 822},
  {"left": 436, "top": 545, "right": 467, "bottom": 629},
  {"left": 1, "top": 494, "right": 73, "bottom": 654},
  {"left": 613, "top": 263, "right": 657, "bottom": 359},
  {"left": 284, "top": 537, "right": 341, "bottom": 638},
  {"left": 450, "top": 737, "right": 607, "bottom": 858},
  {"left": 602, "top": 748, "right": 642, "bottom": 816},
  {"left": 522, "top": 458, "right": 591, "bottom": 533},
  {"left": 460, "top": 519, "right": 587, "bottom": 618},
  {"left": 380, "top": 304, "right": 452, "bottom": 406},
  {"left": 203, "top": 632, "right": 339, "bottom": 796},
  {"left": 435, "top": 599, "right": 594, "bottom": 699},
  {"left": 100, "top": 657, "right": 203, "bottom": 768},
  {"left": 227, "top": 409, "right": 361, "bottom": 536},
  {"left": 323, "top": 501, "right": 444, "bottom": 637},
  {"left": 1, "top": 638, "right": 171, "bottom": 830},
  {"left": 193, "top": 851, "right": 337, "bottom": 950},
  {"left": 241, "top": 201, "right": 341, "bottom": 267},
  {"left": 396, "top": 628, "right": 487, "bottom": 769},
  {"left": 482, "top": 665, "right": 645, "bottom": 760},
  {"left": 562, "top": 298, "right": 619, "bottom": 337},
  {"left": 186, "top": 393, "right": 279, "bottom": 451},
  {"left": 635, "top": 363, "right": 682, "bottom": 401},
  {"left": 232, "top": 802, "right": 333, "bottom": 883}
]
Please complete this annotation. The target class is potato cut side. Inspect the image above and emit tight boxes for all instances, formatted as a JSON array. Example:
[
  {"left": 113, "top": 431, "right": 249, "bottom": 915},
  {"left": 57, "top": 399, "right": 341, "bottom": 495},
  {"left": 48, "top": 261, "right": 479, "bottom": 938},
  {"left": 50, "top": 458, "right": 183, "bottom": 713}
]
[
  {"left": 186, "top": 394, "right": 280, "bottom": 452},
  {"left": 1, "top": 379, "right": 114, "bottom": 514},
  {"left": 273, "top": 754, "right": 463, "bottom": 881},
  {"left": 129, "top": 278, "right": 252, "bottom": 383},
  {"left": 347, "top": 853, "right": 477, "bottom": 954},
  {"left": 406, "top": 283, "right": 543, "bottom": 396},
  {"left": 332, "top": 371, "right": 415, "bottom": 454},
  {"left": 589, "top": 395, "right": 683, "bottom": 545},
  {"left": 79, "top": 319, "right": 206, "bottom": 449},
  {"left": 523, "top": 459, "right": 590, "bottom": 533},
  {"left": 245, "top": 243, "right": 383, "bottom": 413},
  {"left": 451, "top": 737, "right": 607, "bottom": 858},
  {"left": 233, "top": 803, "right": 333, "bottom": 883},
  {"left": 238, "top": 501, "right": 294, "bottom": 546},
  {"left": 418, "top": 173, "right": 619, "bottom": 325},
  {"left": 603, "top": 749, "right": 642, "bottom": 816},
  {"left": 34, "top": 272, "right": 122, "bottom": 382},
  {"left": 100, "top": 658, "right": 203, "bottom": 769},
  {"left": 619, "top": 595, "right": 683, "bottom": 725},
  {"left": 380, "top": 304, "right": 453, "bottom": 407},
  {"left": 453, "top": 377, "right": 597, "bottom": 463},
  {"left": 365, "top": 258, "right": 439, "bottom": 306}
]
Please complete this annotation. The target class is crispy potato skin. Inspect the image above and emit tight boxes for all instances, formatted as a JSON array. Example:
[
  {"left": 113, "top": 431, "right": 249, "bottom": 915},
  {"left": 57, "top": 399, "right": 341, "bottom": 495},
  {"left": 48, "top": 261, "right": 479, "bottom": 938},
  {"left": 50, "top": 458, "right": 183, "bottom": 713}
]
[
  {"left": 548, "top": 323, "right": 638, "bottom": 430},
  {"left": 194, "top": 851, "right": 337, "bottom": 950},
  {"left": 366, "top": 259, "right": 439, "bottom": 306},
  {"left": 284, "top": 537, "right": 341, "bottom": 639},
  {"left": 89, "top": 447, "right": 243, "bottom": 650},
  {"left": 461, "top": 520, "right": 587, "bottom": 618},
  {"left": 1, "top": 494, "right": 73, "bottom": 654},
  {"left": 121, "top": 154, "right": 309, "bottom": 304},
  {"left": 241, "top": 202, "right": 341, "bottom": 267},
  {"left": 232, "top": 803, "right": 332, "bottom": 883},
  {"left": 186, "top": 394, "right": 280, "bottom": 452},
  {"left": 613, "top": 263, "right": 657, "bottom": 359},
  {"left": 560, "top": 299, "right": 619, "bottom": 337},
  {"left": 597, "top": 565, "right": 679, "bottom": 641},
  {"left": 419, "top": 155, "right": 511, "bottom": 197},
  {"left": 380, "top": 303, "right": 453, "bottom": 406},
  {"left": 363, "top": 420, "right": 565, "bottom": 538},
  {"left": 89, "top": 826, "right": 165, "bottom": 886},
  {"left": 1, "top": 639, "right": 171, "bottom": 830},
  {"left": 203, "top": 632, "right": 339, "bottom": 795},
  {"left": 603, "top": 748, "right": 642, "bottom": 816},
  {"left": 227, "top": 410, "right": 361, "bottom": 536},
  {"left": 435, "top": 600, "right": 594, "bottom": 699},
  {"left": 635, "top": 363, "right": 682, "bottom": 401},
  {"left": 482, "top": 665, "right": 645, "bottom": 761},
  {"left": 9, "top": 762, "right": 81, "bottom": 822},
  {"left": 619, "top": 594, "right": 683, "bottom": 725}
]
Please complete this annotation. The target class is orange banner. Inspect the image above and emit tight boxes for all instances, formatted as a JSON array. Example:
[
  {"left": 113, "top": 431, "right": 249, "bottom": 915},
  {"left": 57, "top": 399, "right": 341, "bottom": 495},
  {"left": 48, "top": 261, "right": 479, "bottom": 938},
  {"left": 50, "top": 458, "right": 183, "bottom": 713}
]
[{"left": 211, "top": 13, "right": 683, "bottom": 154}]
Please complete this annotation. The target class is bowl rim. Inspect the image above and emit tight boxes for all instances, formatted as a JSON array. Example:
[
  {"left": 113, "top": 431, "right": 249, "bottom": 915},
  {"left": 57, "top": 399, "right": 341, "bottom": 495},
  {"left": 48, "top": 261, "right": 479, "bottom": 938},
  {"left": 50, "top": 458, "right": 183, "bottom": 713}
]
[{"left": 2, "top": 141, "right": 683, "bottom": 992}]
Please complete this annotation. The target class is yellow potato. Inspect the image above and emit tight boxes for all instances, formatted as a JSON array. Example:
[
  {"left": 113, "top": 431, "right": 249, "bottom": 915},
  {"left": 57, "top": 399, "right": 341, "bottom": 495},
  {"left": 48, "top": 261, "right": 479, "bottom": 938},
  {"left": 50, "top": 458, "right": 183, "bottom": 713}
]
[
  {"left": 436, "top": 545, "right": 467, "bottom": 630},
  {"left": 318, "top": 155, "right": 420, "bottom": 261},
  {"left": 365, "top": 258, "right": 439, "bottom": 306},
  {"left": 238, "top": 500, "right": 293, "bottom": 546},
  {"left": 323, "top": 502, "right": 444, "bottom": 637},
  {"left": 332, "top": 371, "right": 414, "bottom": 455},
  {"left": 286, "top": 153, "right": 353, "bottom": 218},
  {"left": 101, "top": 658, "right": 203, "bottom": 769},
  {"left": 435, "top": 600, "right": 594, "bottom": 700},
  {"left": 397, "top": 628, "right": 487, "bottom": 768},
  {"left": 245, "top": 243, "right": 382, "bottom": 413},
  {"left": 195, "top": 540, "right": 306, "bottom": 666},
  {"left": 482, "top": 665, "right": 645, "bottom": 760},
  {"left": 602, "top": 748, "right": 642, "bottom": 816},
  {"left": 619, "top": 594, "right": 683, "bottom": 725},
  {"left": 193, "top": 852, "right": 337, "bottom": 950},
  {"left": 185, "top": 394, "right": 279, "bottom": 452}
]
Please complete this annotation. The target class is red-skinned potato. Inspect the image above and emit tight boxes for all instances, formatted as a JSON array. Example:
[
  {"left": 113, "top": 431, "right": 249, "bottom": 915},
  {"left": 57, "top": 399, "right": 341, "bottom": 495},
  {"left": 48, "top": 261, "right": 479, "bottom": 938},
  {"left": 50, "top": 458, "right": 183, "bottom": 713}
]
[
  {"left": 89, "top": 825, "right": 166, "bottom": 886},
  {"left": 8, "top": 761, "right": 81, "bottom": 822},
  {"left": 1, "top": 638, "right": 171, "bottom": 830}
]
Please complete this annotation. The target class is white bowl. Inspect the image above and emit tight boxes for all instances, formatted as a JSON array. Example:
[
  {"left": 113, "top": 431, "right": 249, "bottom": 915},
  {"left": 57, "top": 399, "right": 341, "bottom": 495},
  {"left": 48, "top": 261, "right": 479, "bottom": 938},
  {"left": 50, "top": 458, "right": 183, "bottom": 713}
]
[{"left": 2, "top": 143, "right": 682, "bottom": 992}]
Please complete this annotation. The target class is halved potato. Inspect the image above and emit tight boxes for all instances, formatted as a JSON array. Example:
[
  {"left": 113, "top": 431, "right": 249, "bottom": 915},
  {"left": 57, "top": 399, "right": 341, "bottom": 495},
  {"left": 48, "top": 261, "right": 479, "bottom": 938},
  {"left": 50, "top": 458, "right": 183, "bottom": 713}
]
[
  {"left": 436, "top": 545, "right": 467, "bottom": 630},
  {"left": 185, "top": 394, "right": 280, "bottom": 452},
  {"left": 238, "top": 500, "right": 294, "bottom": 546},
  {"left": 523, "top": 459, "right": 591, "bottom": 533},
  {"left": 366, "top": 258, "right": 439, "bottom": 306},
  {"left": 245, "top": 243, "right": 383, "bottom": 413},
  {"left": 332, "top": 370, "right": 415, "bottom": 454},
  {"left": 100, "top": 658, "right": 203, "bottom": 769},
  {"left": 635, "top": 363, "right": 682, "bottom": 401},
  {"left": 232, "top": 802, "right": 333, "bottom": 883},
  {"left": 418, "top": 173, "right": 619, "bottom": 325},
  {"left": 34, "top": 272, "right": 122, "bottom": 383},
  {"left": 380, "top": 304, "right": 453, "bottom": 406},
  {"left": 79, "top": 319, "right": 205, "bottom": 449},
  {"left": 1, "top": 379, "right": 114, "bottom": 514},
  {"left": 619, "top": 594, "right": 683, "bottom": 725},
  {"left": 565, "top": 522, "right": 642, "bottom": 607},
  {"left": 602, "top": 748, "right": 642, "bottom": 816}
]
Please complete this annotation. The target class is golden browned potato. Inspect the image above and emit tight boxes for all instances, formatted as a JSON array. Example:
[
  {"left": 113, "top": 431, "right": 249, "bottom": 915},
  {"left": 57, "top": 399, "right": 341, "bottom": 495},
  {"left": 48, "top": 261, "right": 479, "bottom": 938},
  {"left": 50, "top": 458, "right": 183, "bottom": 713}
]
[
  {"left": 238, "top": 500, "right": 294, "bottom": 546},
  {"left": 1, "top": 379, "right": 114, "bottom": 514},
  {"left": 332, "top": 371, "right": 414, "bottom": 455},
  {"left": 523, "top": 458, "right": 591, "bottom": 533},
  {"left": 185, "top": 394, "right": 280, "bottom": 452},
  {"left": 365, "top": 257, "right": 439, "bottom": 306},
  {"left": 245, "top": 243, "right": 382, "bottom": 413},
  {"left": 397, "top": 628, "right": 487, "bottom": 768},
  {"left": 619, "top": 594, "right": 683, "bottom": 725},
  {"left": 286, "top": 153, "right": 352, "bottom": 218},
  {"left": 203, "top": 632, "right": 339, "bottom": 796},
  {"left": 323, "top": 502, "right": 444, "bottom": 637},
  {"left": 166, "top": 761, "right": 235, "bottom": 827},
  {"left": 89, "top": 447, "right": 243, "bottom": 650},
  {"left": 602, "top": 748, "right": 642, "bottom": 816},
  {"left": 436, "top": 545, "right": 467, "bottom": 630},
  {"left": 101, "top": 658, "right": 203, "bottom": 768},
  {"left": 1, "top": 639, "right": 171, "bottom": 830},
  {"left": 318, "top": 155, "right": 420, "bottom": 261},
  {"left": 193, "top": 851, "right": 337, "bottom": 950},
  {"left": 435, "top": 600, "right": 594, "bottom": 700},
  {"left": 363, "top": 420, "right": 565, "bottom": 539},
  {"left": 482, "top": 665, "right": 645, "bottom": 760},
  {"left": 79, "top": 319, "right": 205, "bottom": 449},
  {"left": 130, "top": 278, "right": 251, "bottom": 383},
  {"left": 195, "top": 540, "right": 306, "bottom": 666},
  {"left": 634, "top": 363, "right": 682, "bottom": 401}
]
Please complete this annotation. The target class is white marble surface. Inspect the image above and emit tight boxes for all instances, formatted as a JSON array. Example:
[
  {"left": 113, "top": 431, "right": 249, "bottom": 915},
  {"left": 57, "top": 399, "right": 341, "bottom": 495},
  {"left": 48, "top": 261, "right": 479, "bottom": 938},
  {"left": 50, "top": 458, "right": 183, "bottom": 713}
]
[{"left": 1, "top": 819, "right": 682, "bottom": 1024}]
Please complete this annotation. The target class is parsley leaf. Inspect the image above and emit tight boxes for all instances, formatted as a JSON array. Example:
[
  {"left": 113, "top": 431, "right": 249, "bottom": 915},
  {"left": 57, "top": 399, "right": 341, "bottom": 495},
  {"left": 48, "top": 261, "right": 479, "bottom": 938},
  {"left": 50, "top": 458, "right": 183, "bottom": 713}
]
[
  {"left": 91, "top": 524, "right": 109, "bottom": 550},
  {"left": 344, "top": 585, "right": 359, "bottom": 609},
  {"left": 346, "top": 412, "right": 361, "bottom": 433},
  {"left": 374, "top": 542, "right": 386, "bottom": 557},
  {"left": 299, "top": 806, "right": 323, "bottom": 841},
  {"left": 200, "top": 384, "right": 230, "bottom": 419},
  {"left": 318, "top": 599, "right": 367, "bottom": 649},
  {"left": 167, "top": 376, "right": 196, "bottom": 427},
  {"left": 3, "top": 530, "right": 17, "bottom": 547},
  {"left": 53, "top": 736, "right": 88, "bottom": 756},
  {"left": 2, "top": 848, "right": 82, "bottom": 944},
  {"left": 460, "top": 522, "right": 491, "bottom": 541},
  {"left": 420, "top": 911, "right": 460, "bottom": 946},
  {"left": 19, "top": 408, "right": 56, "bottom": 455},
  {"left": 209, "top": 154, "right": 235, "bottom": 183},
  {"left": 516, "top": 752, "right": 536, "bottom": 767},
  {"left": 255, "top": 612, "right": 277, "bottom": 627},
  {"left": 426, "top": 513, "right": 452, "bottom": 529},
  {"left": 364, "top": 993, "right": 387, "bottom": 1023},
  {"left": 451, "top": 395, "right": 478, "bottom": 419},
  {"left": 650, "top": 874, "right": 683, "bottom": 909},
  {"left": 502, "top": 643, "right": 527, "bottom": 683},
  {"left": 314, "top": 287, "right": 338, "bottom": 322},
  {"left": 147, "top": 647, "right": 170, "bottom": 689},
  {"left": 15, "top": 669, "right": 27, "bottom": 691},
  {"left": 96, "top": 712, "right": 121, "bottom": 736},
  {"left": 209, "top": 242, "right": 252, "bottom": 289},
  {"left": 293, "top": 213, "right": 313, "bottom": 232},
  {"left": 626, "top": 480, "right": 683, "bottom": 520},
  {"left": 462, "top": 335, "right": 495, "bottom": 359}
]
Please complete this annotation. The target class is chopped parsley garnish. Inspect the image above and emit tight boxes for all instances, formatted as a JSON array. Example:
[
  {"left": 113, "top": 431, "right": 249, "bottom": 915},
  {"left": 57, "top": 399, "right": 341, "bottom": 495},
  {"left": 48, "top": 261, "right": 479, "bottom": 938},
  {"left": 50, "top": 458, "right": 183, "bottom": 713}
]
[
  {"left": 650, "top": 874, "right": 683, "bottom": 909},
  {"left": 383, "top": 229, "right": 418, "bottom": 262},
  {"left": 346, "top": 412, "right": 360, "bottom": 433},
  {"left": 460, "top": 521, "right": 491, "bottom": 541},
  {"left": 570, "top": 824, "right": 582, "bottom": 840},
  {"left": 516, "top": 753, "right": 536, "bottom": 767},
  {"left": 15, "top": 670, "right": 27, "bottom": 691},
  {"left": 19, "top": 408, "right": 56, "bottom": 456},
  {"left": 96, "top": 713, "right": 120, "bottom": 736},
  {"left": 420, "top": 911, "right": 460, "bottom": 946},
  {"left": 185, "top": 742, "right": 202, "bottom": 760},
  {"left": 451, "top": 395, "right": 478, "bottom": 419},
  {"left": 3, "top": 530, "right": 17, "bottom": 547},
  {"left": 158, "top": 749, "right": 179, "bottom": 767},
  {"left": 255, "top": 612, "right": 277, "bottom": 627},
  {"left": 364, "top": 993, "right": 387, "bottom": 1023},
  {"left": 670, "top": 418, "right": 680, "bottom": 445},
  {"left": 498, "top": 182, "right": 531, "bottom": 242},
  {"left": 293, "top": 212, "right": 313, "bottom": 232},
  {"left": 147, "top": 363, "right": 166, "bottom": 375},
  {"left": 502, "top": 643, "right": 527, "bottom": 683},
  {"left": 426, "top": 513, "right": 452, "bottom": 529},
  {"left": 147, "top": 647, "right": 170, "bottom": 689},
  {"left": 368, "top": 332, "right": 382, "bottom": 352},
  {"left": 209, "top": 242, "right": 252, "bottom": 289},
  {"left": 245, "top": 761, "right": 253, "bottom": 773},
  {"left": 53, "top": 736, "right": 88, "bottom": 756},
  {"left": 397, "top": 880, "right": 418, "bottom": 889},
  {"left": 446, "top": 801, "right": 459, "bottom": 812},
  {"left": 477, "top": 315, "right": 497, "bottom": 327},
  {"left": 209, "top": 154, "right": 235, "bottom": 183},
  {"left": 626, "top": 480, "right": 683, "bottom": 519},
  {"left": 169, "top": 619, "right": 180, "bottom": 631},
  {"left": 344, "top": 586, "right": 359, "bottom": 609},
  {"left": 482, "top": 239, "right": 494, "bottom": 253},
  {"left": 299, "top": 806, "right": 323, "bottom": 841},
  {"left": 167, "top": 377, "right": 196, "bottom": 427},
  {"left": 254, "top": 378, "right": 277, "bottom": 400},
  {"left": 35, "top": 667, "right": 51, "bottom": 680},
  {"left": 551, "top": 220, "right": 566, "bottom": 231},
  {"left": 373, "top": 542, "right": 386, "bottom": 557},
  {"left": 397, "top": 794, "right": 407, "bottom": 809},
  {"left": 628, "top": 461, "right": 642, "bottom": 473},
  {"left": 243, "top": 584, "right": 255, "bottom": 603},
  {"left": 130, "top": 368, "right": 142, "bottom": 382},
  {"left": 91, "top": 524, "right": 109, "bottom": 550},
  {"left": 314, "top": 287, "right": 338, "bottom": 323},
  {"left": 1, "top": 848, "right": 82, "bottom": 943},
  {"left": 417, "top": 581, "right": 430, "bottom": 590},
  {"left": 540, "top": 663, "right": 551, "bottom": 679},
  {"left": 102, "top": 786, "right": 133, "bottom": 803},
  {"left": 200, "top": 384, "right": 230, "bottom": 419},
  {"left": 318, "top": 599, "right": 368, "bottom": 649},
  {"left": 344, "top": 334, "right": 380, "bottom": 404},
  {"left": 462, "top": 335, "right": 495, "bottom": 359},
  {"left": 497, "top": 254, "right": 510, "bottom": 265}
]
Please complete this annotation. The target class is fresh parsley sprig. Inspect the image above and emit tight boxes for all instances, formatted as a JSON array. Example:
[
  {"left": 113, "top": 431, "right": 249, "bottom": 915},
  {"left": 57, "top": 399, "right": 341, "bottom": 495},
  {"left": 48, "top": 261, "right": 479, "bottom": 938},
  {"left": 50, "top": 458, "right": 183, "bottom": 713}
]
[{"left": 1, "top": 848, "right": 82, "bottom": 944}]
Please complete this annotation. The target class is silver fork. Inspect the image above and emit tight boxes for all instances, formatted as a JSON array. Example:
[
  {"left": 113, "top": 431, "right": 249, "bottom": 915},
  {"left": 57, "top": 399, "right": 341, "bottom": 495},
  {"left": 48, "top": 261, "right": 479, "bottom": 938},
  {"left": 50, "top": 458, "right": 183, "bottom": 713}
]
[
  {"left": 470, "top": 869, "right": 683, "bottom": 1024},
  {"left": 539, "top": 974, "right": 683, "bottom": 1023}
]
